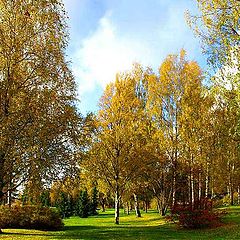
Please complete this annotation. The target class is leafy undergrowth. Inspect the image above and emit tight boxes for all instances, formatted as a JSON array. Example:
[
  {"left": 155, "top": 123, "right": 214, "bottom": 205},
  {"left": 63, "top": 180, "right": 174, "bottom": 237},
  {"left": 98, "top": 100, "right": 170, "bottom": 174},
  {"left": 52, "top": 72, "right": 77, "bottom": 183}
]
[
  {"left": 0, "top": 205, "right": 63, "bottom": 231},
  {"left": 1, "top": 207, "right": 240, "bottom": 239},
  {"left": 167, "top": 200, "right": 227, "bottom": 229}
]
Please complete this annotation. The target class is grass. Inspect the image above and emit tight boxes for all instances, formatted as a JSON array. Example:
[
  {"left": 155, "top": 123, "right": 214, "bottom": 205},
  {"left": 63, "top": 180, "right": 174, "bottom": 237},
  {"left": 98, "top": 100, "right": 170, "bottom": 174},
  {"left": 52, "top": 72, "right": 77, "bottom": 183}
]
[{"left": 1, "top": 207, "right": 240, "bottom": 239}]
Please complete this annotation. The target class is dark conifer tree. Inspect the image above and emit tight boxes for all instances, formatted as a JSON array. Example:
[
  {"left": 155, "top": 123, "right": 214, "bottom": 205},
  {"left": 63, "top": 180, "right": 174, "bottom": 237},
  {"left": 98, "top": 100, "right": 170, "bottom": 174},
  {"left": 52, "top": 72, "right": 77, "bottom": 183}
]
[
  {"left": 76, "top": 190, "right": 90, "bottom": 218},
  {"left": 89, "top": 186, "right": 98, "bottom": 216}
]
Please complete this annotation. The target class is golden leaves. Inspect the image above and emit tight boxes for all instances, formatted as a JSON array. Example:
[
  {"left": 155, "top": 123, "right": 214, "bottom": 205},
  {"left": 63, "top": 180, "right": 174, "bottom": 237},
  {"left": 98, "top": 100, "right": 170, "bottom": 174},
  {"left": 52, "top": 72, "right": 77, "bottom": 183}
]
[{"left": 0, "top": 0, "right": 78, "bottom": 195}]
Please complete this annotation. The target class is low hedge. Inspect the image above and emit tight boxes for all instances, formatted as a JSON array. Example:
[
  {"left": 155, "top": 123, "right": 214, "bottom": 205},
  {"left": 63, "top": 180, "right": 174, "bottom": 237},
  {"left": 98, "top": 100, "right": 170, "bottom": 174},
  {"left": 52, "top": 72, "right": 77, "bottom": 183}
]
[{"left": 0, "top": 205, "right": 63, "bottom": 231}]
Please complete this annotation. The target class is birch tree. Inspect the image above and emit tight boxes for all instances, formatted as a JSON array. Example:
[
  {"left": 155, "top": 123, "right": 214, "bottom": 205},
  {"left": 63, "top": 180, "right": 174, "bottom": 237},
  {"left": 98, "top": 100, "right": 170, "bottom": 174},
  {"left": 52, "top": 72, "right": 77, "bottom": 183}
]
[
  {"left": 0, "top": 0, "right": 79, "bottom": 207},
  {"left": 89, "top": 68, "right": 148, "bottom": 224}
]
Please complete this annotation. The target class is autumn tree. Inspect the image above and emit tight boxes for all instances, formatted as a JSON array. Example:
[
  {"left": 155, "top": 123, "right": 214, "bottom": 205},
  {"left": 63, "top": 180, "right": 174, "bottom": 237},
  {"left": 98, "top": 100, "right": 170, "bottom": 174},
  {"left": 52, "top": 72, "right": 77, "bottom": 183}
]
[
  {"left": 147, "top": 50, "right": 183, "bottom": 207},
  {"left": 188, "top": 0, "right": 240, "bottom": 203},
  {"left": 0, "top": 0, "right": 80, "bottom": 209},
  {"left": 146, "top": 50, "right": 208, "bottom": 209},
  {"left": 187, "top": 0, "right": 240, "bottom": 69},
  {"left": 88, "top": 67, "right": 148, "bottom": 224}
]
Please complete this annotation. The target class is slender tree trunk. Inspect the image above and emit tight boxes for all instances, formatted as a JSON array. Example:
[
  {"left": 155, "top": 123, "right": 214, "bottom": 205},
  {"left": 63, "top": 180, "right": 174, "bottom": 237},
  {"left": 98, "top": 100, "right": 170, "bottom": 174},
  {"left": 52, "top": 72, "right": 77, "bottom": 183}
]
[
  {"left": 230, "top": 163, "right": 235, "bottom": 206},
  {"left": 189, "top": 170, "right": 192, "bottom": 208},
  {"left": 7, "top": 190, "right": 12, "bottom": 208},
  {"left": 7, "top": 172, "right": 13, "bottom": 208},
  {"left": 205, "top": 176, "right": 208, "bottom": 198},
  {"left": 191, "top": 170, "right": 194, "bottom": 209},
  {"left": 205, "top": 165, "right": 210, "bottom": 198},
  {"left": 127, "top": 202, "right": 130, "bottom": 215},
  {"left": 188, "top": 167, "right": 195, "bottom": 209},
  {"left": 230, "top": 180, "right": 234, "bottom": 206},
  {"left": 172, "top": 158, "right": 177, "bottom": 207},
  {"left": 238, "top": 186, "right": 240, "bottom": 205},
  {"left": 190, "top": 155, "right": 195, "bottom": 209},
  {"left": 145, "top": 200, "right": 148, "bottom": 213},
  {"left": 230, "top": 190, "right": 234, "bottom": 206},
  {"left": 133, "top": 193, "right": 141, "bottom": 217},
  {"left": 124, "top": 202, "right": 129, "bottom": 215},
  {"left": 237, "top": 186, "right": 240, "bottom": 205},
  {"left": 198, "top": 171, "right": 202, "bottom": 202},
  {"left": 124, "top": 203, "right": 126, "bottom": 214},
  {"left": 115, "top": 185, "right": 120, "bottom": 224},
  {"left": 101, "top": 199, "right": 105, "bottom": 212},
  {"left": 157, "top": 199, "right": 161, "bottom": 214},
  {"left": 0, "top": 152, "right": 6, "bottom": 204},
  {"left": 161, "top": 207, "right": 166, "bottom": 216},
  {"left": 211, "top": 183, "right": 214, "bottom": 200},
  {"left": 157, "top": 197, "right": 167, "bottom": 216}
]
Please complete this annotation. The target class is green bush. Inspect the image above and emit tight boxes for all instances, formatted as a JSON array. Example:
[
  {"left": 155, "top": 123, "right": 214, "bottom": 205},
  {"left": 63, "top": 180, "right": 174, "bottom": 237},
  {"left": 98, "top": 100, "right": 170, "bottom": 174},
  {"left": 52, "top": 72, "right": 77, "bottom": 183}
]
[{"left": 0, "top": 205, "right": 63, "bottom": 230}]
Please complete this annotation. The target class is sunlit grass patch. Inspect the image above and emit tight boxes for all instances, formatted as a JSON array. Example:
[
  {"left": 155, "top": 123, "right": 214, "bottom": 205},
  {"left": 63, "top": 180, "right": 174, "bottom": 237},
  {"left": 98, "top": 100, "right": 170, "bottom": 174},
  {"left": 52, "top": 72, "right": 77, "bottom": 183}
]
[{"left": 1, "top": 207, "right": 240, "bottom": 239}]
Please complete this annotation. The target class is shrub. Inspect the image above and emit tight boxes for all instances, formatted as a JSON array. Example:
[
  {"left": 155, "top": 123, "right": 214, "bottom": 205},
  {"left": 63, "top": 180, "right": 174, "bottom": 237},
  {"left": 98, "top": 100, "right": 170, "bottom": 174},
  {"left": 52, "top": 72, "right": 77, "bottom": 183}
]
[
  {"left": 178, "top": 209, "right": 224, "bottom": 229},
  {"left": 0, "top": 205, "right": 63, "bottom": 231},
  {"left": 167, "top": 198, "right": 226, "bottom": 229}
]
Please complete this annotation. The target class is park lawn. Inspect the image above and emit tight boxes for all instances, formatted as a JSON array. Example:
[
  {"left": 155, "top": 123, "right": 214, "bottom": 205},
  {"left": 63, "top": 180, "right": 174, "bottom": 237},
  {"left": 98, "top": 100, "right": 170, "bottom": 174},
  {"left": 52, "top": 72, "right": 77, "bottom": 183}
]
[{"left": 1, "top": 207, "right": 240, "bottom": 240}]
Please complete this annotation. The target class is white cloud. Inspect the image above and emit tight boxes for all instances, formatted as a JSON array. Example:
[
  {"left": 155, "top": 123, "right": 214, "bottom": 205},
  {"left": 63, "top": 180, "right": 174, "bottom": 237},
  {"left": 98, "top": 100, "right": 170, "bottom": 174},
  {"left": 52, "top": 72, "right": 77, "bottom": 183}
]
[
  {"left": 72, "top": 12, "right": 152, "bottom": 97},
  {"left": 70, "top": 1, "right": 204, "bottom": 108}
]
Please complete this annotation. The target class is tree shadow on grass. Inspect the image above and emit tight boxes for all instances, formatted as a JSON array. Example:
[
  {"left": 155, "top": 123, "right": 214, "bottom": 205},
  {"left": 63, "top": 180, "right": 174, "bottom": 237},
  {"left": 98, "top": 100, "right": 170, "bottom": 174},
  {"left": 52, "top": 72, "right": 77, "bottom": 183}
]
[
  {"left": 2, "top": 220, "right": 234, "bottom": 240},
  {"left": 58, "top": 225, "right": 191, "bottom": 240},
  {"left": 1, "top": 231, "right": 56, "bottom": 237},
  {"left": 1, "top": 224, "right": 233, "bottom": 240}
]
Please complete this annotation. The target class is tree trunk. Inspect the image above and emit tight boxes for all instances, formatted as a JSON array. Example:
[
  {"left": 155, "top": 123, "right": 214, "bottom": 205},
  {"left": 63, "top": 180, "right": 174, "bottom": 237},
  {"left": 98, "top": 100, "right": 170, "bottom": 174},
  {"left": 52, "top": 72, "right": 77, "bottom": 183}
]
[
  {"left": 238, "top": 186, "right": 240, "bottom": 205},
  {"left": 205, "top": 167, "right": 210, "bottom": 198},
  {"left": 157, "top": 199, "right": 161, "bottom": 214},
  {"left": 7, "top": 190, "right": 12, "bottom": 208},
  {"left": 156, "top": 198, "right": 167, "bottom": 216},
  {"left": 115, "top": 185, "right": 120, "bottom": 224},
  {"left": 101, "top": 199, "right": 105, "bottom": 212},
  {"left": 230, "top": 190, "right": 234, "bottom": 206},
  {"left": 230, "top": 181, "right": 234, "bottom": 206},
  {"left": 124, "top": 202, "right": 130, "bottom": 215},
  {"left": 172, "top": 164, "right": 176, "bottom": 207},
  {"left": 198, "top": 171, "right": 202, "bottom": 203},
  {"left": 191, "top": 170, "right": 194, "bottom": 209},
  {"left": 0, "top": 152, "right": 5, "bottom": 204},
  {"left": 229, "top": 163, "right": 234, "bottom": 206},
  {"left": 127, "top": 202, "right": 130, "bottom": 215},
  {"left": 211, "top": 184, "right": 214, "bottom": 200},
  {"left": 133, "top": 193, "right": 141, "bottom": 217},
  {"left": 145, "top": 200, "right": 148, "bottom": 213},
  {"left": 161, "top": 207, "right": 166, "bottom": 216},
  {"left": 189, "top": 166, "right": 194, "bottom": 209}
]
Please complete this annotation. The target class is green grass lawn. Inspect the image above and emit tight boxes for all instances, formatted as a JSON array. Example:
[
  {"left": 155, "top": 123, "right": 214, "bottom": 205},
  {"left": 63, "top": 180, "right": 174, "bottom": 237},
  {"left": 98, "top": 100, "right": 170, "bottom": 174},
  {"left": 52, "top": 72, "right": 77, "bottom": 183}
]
[{"left": 1, "top": 207, "right": 240, "bottom": 239}]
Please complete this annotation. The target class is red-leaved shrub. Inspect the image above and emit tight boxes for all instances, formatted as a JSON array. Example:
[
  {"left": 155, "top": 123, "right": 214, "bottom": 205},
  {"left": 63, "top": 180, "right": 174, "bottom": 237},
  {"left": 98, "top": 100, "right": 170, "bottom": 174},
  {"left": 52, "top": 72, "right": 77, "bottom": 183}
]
[
  {"left": 167, "top": 198, "right": 226, "bottom": 229},
  {"left": 178, "top": 209, "right": 224, "bottom": 229}
]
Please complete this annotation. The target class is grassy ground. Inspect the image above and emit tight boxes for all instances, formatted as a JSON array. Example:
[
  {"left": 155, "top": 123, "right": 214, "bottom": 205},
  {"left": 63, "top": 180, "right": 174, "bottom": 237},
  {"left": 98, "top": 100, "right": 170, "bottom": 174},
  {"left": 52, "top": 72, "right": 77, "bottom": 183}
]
[{"left": 1, "top": 207, "right": 240, "bottom": 239}]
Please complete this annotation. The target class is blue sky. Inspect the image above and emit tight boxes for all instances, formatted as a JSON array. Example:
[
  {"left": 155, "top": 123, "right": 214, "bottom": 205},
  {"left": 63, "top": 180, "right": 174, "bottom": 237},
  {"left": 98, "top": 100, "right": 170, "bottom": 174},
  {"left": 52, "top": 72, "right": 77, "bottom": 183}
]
[{"left": 62, "top": 0, "right": 207, "bottom": 114}]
